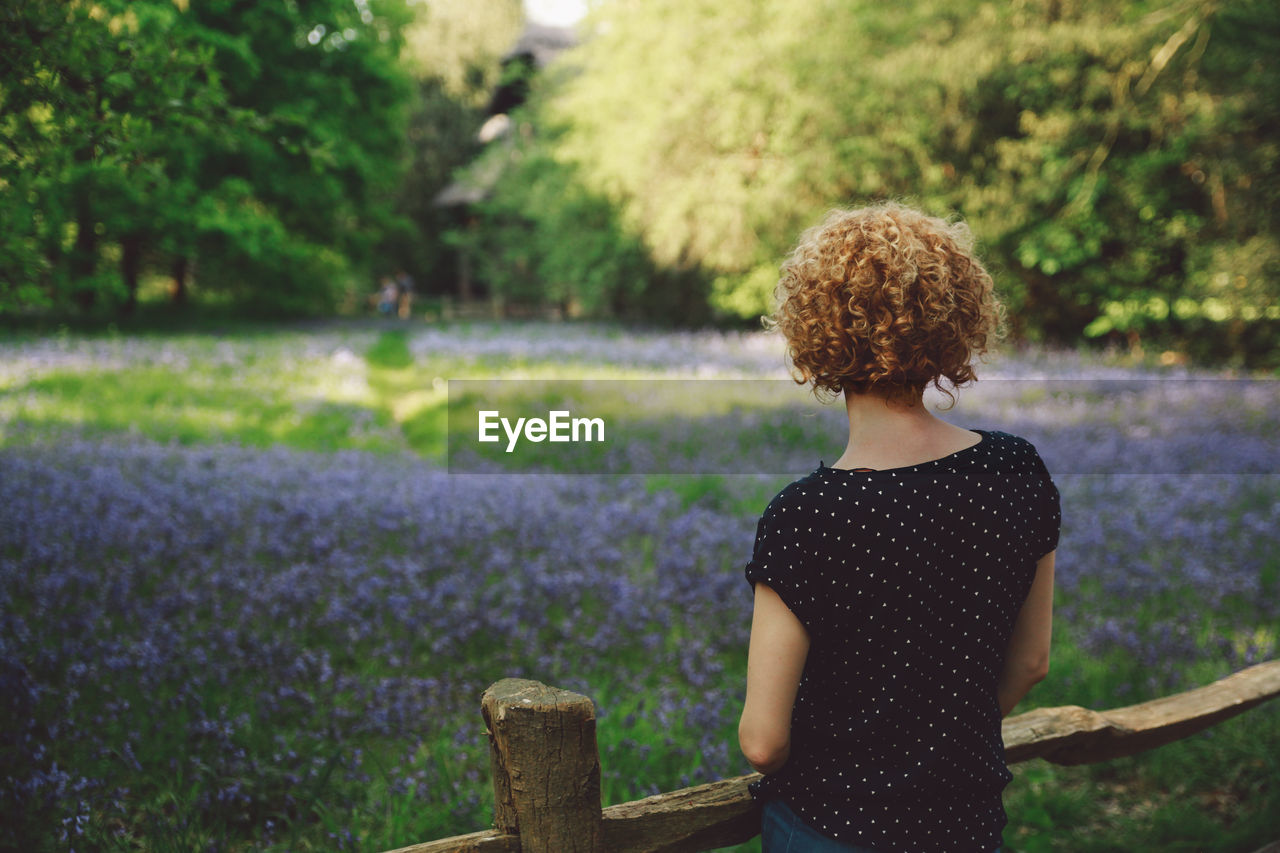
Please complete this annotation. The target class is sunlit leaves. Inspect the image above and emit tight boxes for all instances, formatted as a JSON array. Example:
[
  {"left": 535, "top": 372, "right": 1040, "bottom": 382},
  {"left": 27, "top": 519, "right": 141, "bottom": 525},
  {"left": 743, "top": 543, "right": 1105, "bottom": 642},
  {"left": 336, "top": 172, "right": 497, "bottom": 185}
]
[{"left": 486, "top": 0, "right": 1277, "bottom": 361}]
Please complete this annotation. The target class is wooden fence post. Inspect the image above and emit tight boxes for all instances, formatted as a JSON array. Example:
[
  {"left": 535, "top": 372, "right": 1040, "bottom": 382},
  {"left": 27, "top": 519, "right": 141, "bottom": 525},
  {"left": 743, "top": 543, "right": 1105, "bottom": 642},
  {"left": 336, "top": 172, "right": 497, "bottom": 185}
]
[{"left": 481, "top": 678, "right": 603, "bottom": 852}]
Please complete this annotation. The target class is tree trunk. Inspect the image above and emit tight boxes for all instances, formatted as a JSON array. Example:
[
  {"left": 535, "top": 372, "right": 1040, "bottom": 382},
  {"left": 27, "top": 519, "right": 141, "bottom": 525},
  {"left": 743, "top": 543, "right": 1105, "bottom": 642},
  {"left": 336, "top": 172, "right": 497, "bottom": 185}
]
[
  {"left": 171, "top": 256, "right": 189, "bottom": 306},
  {"left": 458, "top": 246, "right": 473, "bottom": 302},
  {"left": 71, "top": 163, "right": 97, "bottom": 311},
  {"left": 121, "top": 233, "right": 143, "bottom": 316},
  {"left": 70, "top": 79, "right": 103, "bottom": 311}
]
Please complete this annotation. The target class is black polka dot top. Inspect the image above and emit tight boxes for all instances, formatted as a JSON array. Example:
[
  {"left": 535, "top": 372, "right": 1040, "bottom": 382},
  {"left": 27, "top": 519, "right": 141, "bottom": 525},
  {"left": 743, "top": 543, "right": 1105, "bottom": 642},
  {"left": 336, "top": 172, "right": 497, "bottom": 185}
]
[{"left": 744, "top": 429, "right": 1062, "bottom": 852}]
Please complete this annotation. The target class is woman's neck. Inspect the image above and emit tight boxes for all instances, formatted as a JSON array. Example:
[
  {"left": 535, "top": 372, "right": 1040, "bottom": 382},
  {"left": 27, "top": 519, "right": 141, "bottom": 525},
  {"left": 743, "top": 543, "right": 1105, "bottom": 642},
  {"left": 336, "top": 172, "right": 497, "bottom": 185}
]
[{"left": 830, "top": 390, "right": 977, "bottom": 471}]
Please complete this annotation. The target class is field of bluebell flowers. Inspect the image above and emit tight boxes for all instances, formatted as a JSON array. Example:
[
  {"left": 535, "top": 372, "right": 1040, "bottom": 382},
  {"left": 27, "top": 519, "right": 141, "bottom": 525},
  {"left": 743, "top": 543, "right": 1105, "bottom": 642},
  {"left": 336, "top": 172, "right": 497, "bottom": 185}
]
[{"left": 1, "top": 320, "right": 1278, "bottom": 852}]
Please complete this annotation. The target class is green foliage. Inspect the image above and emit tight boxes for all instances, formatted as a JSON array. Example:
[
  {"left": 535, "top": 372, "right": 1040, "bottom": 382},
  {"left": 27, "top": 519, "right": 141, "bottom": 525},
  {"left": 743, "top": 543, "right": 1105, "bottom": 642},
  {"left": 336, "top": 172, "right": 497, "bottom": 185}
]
[
  {"left": 489, "top": 0, "right": 1278, "bottom": 360},
  {"left": 7, "top": 0, "right": 1276, "bottom": 359},
  {"left": 400, "top": 0, "right": 524, "bottom": 103},
  {"left": 546, "top": 0, "right": 835, "bottom": 317},
  {"left": 190, "top": 179, "right": 350, "bottom": 314},
  {"left": 376, "top": 0, "right": 527, "bottom": 294},
  {"left": 452, "top": 115, "right": 712, "bottom": 322},
  {"left": 926, "top": 0, "right": 1280, "bottom": 353},
  {"left": 184, "top": 0, "right": 416, "bottom": 311},
  {"left": 386, "top": 76, "right": 488, "bottom": 294},
  {"left": 0, "top": 0, "right": 420, "bottom": 316},
  {"left": 0, "top": 0, "right": 230, "bottom": 312}
]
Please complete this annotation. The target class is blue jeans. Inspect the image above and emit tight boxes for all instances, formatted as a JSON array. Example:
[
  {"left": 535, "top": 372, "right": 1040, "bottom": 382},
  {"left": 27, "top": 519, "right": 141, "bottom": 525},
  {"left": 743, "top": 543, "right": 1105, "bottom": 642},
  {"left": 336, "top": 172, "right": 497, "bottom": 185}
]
[
  {"left": 761, "top": 798, "right": 1000, "bottom": 853},
  {"left": 761, "top": 799, "right": 882, "bottom": 853}
]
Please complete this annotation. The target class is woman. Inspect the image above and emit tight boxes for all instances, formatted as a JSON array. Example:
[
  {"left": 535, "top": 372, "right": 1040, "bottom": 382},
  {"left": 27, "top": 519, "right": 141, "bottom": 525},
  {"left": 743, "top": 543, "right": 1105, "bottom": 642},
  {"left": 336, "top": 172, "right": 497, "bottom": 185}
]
[{"left": 738, "top": 202, "right": 1060, "bottom": 852}]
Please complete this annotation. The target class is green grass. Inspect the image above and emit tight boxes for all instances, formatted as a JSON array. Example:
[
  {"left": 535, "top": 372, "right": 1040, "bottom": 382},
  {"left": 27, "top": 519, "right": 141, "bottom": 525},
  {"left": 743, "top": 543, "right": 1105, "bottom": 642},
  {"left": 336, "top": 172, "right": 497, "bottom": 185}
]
[
  {"left": 0, "top": 327, "right": 448, "bottom": 455},
  {"left": 364, "top": 330, "right": 414, "bottom": 369},
  {"left": 1003, "top": 704, "right": 1280, "bottom": 852},
  {"left": 11, "top": 368, "right": 398, "bottom": 451}
]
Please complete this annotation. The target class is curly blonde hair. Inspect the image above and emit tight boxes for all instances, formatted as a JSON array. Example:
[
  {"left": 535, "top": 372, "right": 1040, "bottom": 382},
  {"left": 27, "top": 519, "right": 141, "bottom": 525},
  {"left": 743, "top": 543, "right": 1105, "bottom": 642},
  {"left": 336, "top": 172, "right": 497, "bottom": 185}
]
[{"left": 767, "top": 202, "right": 1004, "bottom": 407}]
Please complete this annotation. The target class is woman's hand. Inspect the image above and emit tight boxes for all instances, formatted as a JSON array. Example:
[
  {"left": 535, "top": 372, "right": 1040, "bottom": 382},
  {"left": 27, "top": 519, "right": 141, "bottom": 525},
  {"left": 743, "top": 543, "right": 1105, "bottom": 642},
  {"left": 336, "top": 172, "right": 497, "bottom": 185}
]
[{"left": 739, "top": 582, "right": 810, "bottom": 775}]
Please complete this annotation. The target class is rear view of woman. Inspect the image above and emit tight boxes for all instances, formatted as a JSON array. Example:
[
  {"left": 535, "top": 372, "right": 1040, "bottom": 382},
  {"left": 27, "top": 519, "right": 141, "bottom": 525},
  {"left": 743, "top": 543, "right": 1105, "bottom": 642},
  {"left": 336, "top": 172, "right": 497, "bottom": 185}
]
[{"left": 738, "top": 202, "right": 1061, "bottom": 852}]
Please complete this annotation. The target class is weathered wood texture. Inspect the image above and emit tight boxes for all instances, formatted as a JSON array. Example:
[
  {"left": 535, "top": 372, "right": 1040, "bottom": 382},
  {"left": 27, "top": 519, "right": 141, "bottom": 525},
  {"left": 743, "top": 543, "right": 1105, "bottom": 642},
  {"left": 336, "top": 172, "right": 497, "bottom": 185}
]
[
  {"left": 601, "top": 774, "right": 763, "bottom": 853},
  {"left": 480, "top": 678, "right": 603, "bottom": 853},
  {"left": 1003, "top": 659, "right": 1280, "bottom": 765},
  {"left": 379, "top": 829, "right": 520, "bottom": 853},
  {"left": 388, "top": 661, "right": 1280, "bottom": 853}
]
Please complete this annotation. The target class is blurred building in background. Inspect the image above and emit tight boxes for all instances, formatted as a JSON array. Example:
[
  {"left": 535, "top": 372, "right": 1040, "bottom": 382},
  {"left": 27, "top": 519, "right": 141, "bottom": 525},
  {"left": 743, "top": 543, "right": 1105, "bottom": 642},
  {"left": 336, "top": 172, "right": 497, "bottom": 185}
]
[{"left": 434, "top": 21, "right": 577, "bottom": 305}]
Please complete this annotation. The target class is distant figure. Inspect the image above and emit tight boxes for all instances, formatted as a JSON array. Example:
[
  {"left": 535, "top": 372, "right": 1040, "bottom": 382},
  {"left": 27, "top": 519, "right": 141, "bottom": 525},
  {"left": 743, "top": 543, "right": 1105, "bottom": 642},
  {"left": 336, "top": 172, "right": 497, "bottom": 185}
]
[
  {"left": 377, "top": 276, "right": 398, "bottom": 316},
  {"left": 738, "top": 202, "right": 1061, "bottom": 853},
  {"left": 395, "top": 270, "right": 416, "bottom": 320}
]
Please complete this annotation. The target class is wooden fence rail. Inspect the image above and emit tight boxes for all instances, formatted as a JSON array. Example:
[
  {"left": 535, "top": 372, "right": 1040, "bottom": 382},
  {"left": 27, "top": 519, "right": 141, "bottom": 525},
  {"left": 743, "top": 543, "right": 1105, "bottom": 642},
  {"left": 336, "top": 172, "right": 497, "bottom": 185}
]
[{"left": 385, "top": 660, "right": 1280, "bottom": 853}]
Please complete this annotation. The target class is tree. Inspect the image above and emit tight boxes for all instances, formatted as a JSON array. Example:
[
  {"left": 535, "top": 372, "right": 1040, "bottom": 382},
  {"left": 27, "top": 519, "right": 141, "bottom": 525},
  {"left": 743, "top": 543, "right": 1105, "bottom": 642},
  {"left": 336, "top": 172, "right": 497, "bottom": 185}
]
[
  {"left": 0, "top": 0, "right": 418, "bottom": 316},
  {"left": 0, "top": 0, "right": 230, "bottom": 312},
  {"left": 921, "top": 0, "right": 1280, "bottom": 353},
  {"left": 496, "top": 0, "right": 1277, "bottom": 360},
  {"left": 385, "top": 0, "right": 525, "bottom": 295},
  {"left": 184, "top": 0, "right": 414, "bottom": 312}
]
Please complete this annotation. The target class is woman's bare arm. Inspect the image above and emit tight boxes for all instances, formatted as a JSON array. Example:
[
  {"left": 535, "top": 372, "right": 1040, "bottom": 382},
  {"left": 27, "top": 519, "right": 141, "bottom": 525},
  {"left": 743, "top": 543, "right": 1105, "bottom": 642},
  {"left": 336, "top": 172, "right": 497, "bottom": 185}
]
[
  {"left": 739, "top": 582, "right": 810, "bottom": 774},
  {"left": 998, "top": 550, "right": 1055, "bottom": 717}
]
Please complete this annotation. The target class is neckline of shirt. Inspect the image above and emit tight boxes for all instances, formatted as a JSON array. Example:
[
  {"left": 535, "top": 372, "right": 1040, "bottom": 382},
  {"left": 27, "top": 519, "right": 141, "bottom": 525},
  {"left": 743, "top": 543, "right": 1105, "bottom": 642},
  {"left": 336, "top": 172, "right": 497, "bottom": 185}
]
[{"left": 818, "top": 428, "right": 991, "bottom": 475}]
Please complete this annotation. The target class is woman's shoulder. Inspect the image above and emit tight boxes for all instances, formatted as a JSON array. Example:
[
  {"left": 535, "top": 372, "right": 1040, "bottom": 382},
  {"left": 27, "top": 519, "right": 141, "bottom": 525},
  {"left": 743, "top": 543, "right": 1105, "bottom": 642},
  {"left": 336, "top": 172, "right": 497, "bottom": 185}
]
[
  {"left": 974, "top": 430, "right": 1058, "bottom": 489},
  {"left": 759, "top": 473, "right": 825, "bottom": 519},
  {"left": 976, "top": 428, "right": 1044, "bottom": 458}
]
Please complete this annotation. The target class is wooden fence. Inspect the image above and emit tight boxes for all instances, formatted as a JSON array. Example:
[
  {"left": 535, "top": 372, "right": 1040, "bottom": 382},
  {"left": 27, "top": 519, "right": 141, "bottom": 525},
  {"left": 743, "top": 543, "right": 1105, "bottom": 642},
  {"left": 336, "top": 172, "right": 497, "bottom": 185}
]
[{"left": 385, "top": 660, "right": 1280, "bottom": 853}]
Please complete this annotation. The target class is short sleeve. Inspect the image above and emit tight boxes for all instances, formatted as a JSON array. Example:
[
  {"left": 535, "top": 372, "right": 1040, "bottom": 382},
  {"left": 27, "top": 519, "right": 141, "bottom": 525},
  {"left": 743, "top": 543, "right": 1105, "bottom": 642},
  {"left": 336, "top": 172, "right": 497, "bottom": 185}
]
[
  {"left": 743, "top": 492, "right": 819, "bottom": 630},
  {"left": 1029, "top": 449, "right": 1062, "bottom": 558}
]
